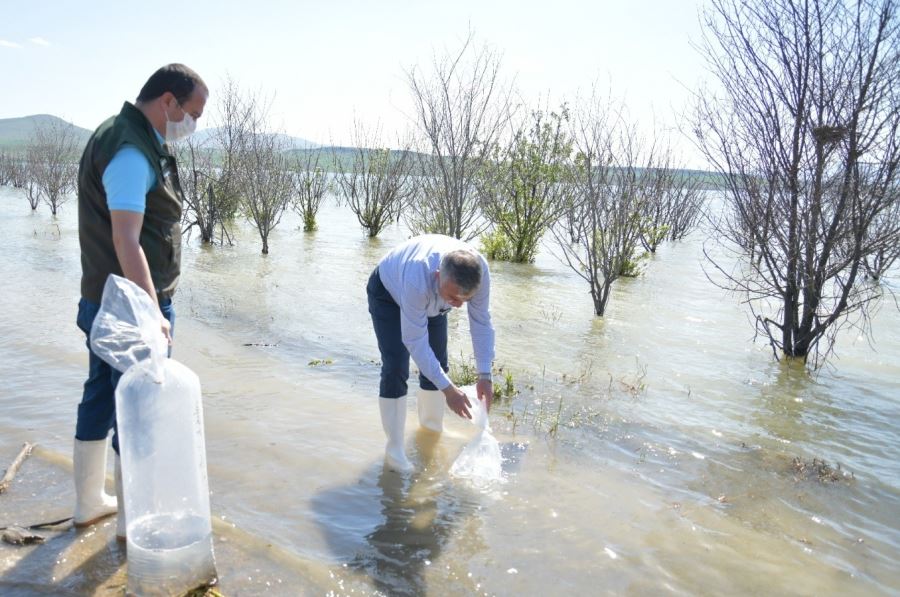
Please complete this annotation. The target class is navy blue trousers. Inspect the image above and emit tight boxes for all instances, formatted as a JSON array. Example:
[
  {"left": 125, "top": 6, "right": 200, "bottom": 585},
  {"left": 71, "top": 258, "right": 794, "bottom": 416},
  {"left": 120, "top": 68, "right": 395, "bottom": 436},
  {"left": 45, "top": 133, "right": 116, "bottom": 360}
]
[
  {"left": 367, "top": 268, "right": 448, "bottom": 398},
  {"left": 75, "top": 297, "right": 174, "bottom": 452}
]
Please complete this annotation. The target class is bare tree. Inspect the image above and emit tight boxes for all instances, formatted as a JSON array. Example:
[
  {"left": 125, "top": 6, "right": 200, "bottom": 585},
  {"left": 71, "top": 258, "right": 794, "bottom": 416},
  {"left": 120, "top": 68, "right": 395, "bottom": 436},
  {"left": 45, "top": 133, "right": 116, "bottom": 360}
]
[
  {"left": 862, "top": 183, "right": 900, "bottom": 279},
  {"left": 333, "top": 120, "right": 416, "bottom": 237},
  {"left": 292, "top": 150, "right": 329, "bottom": 232},
  {"left": 1, "top": 150, "right": 27, "bottom": 189},
  {"left": 477, "top": 104, "right": 573, "bottom": 263},
  {"left": 9, "top": 156, "right": 26, "bottom": 188},
  {"left": 693, "top": 0, "right": 900, "bottom": 364},
  {"left": 211, "top": 75, "right": 254, "bottom": 224},
  {"left": 405, "top": 32, "right": 515, "bottom": 240},
  {"left": 638, "top": 148, "right": 706, "bottom": 253},
  {"left": 232, "top": 90, "right": 294, "bottom": 255},
  {"left": 636, "top": 153, "right": 674, "bottom": 255},
  {"left": 175, "top": 135, "right": 233, "bottom": 245},
  {"left": 23, "top": 170, "right": 41, "bottom": 210},
  {"left": 550, "top": 97, "right": 652, "bottom": 316},
  {"left": 24, "top": 119, "right": 80, "bottom": 215},
  {"left": 176, "top": 74, "right": 261, "bottom": 246},
  {"left": 0, "top": 151, "right": 9, "bottom": 186},
  {"left": 666, "top": 175, "right": 706, "bottom": 242}
]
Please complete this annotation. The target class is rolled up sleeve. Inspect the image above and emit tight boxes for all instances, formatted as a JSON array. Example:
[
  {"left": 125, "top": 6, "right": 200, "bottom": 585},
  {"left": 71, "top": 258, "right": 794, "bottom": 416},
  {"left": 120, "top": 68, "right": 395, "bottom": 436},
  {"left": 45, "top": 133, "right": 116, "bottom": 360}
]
[{"left": 467, "top": 264, "right": 495, "bottom": 374}]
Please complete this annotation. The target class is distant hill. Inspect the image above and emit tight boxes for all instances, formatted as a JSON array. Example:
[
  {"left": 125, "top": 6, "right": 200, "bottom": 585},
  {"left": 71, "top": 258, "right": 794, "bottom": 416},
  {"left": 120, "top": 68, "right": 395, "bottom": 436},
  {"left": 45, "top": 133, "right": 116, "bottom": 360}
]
[
  {"left": 675, "top": 168, "right": 729, "bottom": 189},
  {"left": 0, "top": 115, "right": 726, "bottom": 188},
  {"left": 286, "top": 146, "right": 355, "bottom": 171},
  {"left": 192, "top": 128, "right": 319, "bottom": 150},
  {"left": 0, "top": 114, "right": 92, "bottom": 151},
  {"left": 0, "top": 115, "right": 320, "bottom": 153},
  {"left": 286, "top": 146, "right": 435, "bottom": 173}
]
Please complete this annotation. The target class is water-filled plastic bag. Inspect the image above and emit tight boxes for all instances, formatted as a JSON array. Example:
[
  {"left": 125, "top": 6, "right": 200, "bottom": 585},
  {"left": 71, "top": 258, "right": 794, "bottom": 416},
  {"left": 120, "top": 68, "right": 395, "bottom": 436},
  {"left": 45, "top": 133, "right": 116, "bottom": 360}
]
[
  {"left": 449, "top": 385, "right": 504, "bottom": 487},
  {"left": 91, "top": 275, "right": 217, "bottom": 595}
]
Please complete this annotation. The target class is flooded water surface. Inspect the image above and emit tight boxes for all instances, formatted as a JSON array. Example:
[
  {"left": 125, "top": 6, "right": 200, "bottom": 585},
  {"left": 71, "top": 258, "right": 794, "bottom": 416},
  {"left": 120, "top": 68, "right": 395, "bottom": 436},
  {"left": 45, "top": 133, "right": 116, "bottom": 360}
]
[{"left": 1, "top": 185, "right": 899, "bottom": 596}]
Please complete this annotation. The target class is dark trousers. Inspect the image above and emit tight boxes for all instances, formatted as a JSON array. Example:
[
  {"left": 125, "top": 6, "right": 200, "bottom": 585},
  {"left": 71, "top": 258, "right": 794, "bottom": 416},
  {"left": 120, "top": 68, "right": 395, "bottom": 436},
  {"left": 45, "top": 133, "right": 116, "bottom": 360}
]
[
  {"left": 367, "top": 268, "right": 448, "bottom": 398},
  {"left": 75, "top": 297, "right": 174, "bottom": 453}
]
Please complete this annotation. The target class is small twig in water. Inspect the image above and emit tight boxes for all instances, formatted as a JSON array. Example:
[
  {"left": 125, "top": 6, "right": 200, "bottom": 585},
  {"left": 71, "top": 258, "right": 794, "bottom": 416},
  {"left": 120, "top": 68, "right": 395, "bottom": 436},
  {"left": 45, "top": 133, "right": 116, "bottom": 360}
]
[
  {"left": 0, "top": 517, "right": 74, "bottom": 532},
  {"left": 0, "top": 442, "right": 34, "bottom": 494}
]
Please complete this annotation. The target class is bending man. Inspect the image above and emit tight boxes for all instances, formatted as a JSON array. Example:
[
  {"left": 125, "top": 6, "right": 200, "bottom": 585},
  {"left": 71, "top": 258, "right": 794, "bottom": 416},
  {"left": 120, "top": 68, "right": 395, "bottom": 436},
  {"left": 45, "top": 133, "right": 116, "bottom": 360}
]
[{"left": 367, "top": 234, "right": 495, "bottom": 472}]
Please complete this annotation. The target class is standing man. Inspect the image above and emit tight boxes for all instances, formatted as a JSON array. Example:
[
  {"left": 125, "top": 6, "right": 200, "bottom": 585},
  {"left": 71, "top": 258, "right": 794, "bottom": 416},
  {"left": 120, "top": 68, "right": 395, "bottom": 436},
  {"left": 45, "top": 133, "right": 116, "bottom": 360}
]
[
  {"left": 73, "top": 64, "right": 208, "bottom": 539},
  {"left": 367, "top": 234, "right": 495, "bottom": 472}
]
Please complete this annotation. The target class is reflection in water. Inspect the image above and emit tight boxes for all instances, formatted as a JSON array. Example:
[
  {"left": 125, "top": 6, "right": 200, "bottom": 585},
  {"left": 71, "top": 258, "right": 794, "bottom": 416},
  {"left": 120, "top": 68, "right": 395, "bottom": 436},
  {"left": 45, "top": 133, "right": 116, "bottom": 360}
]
[
  {"left": 310, "top": 428, "right": 531, "bottom": 594},
  {"left": 313, "top": 429, "right": 483, "bottom": 596},
  {"left": 753, "top": 360, "right": 818, "bottom": 444},
  {"left": 360, "top": 431, "right": 449, "bottom": 596}
]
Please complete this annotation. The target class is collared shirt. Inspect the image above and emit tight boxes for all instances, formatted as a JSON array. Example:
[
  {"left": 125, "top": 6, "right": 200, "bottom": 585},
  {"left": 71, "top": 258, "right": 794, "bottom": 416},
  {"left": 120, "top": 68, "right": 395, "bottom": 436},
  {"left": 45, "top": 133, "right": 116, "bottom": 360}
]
[{"left": 378, "top": 234, "right": 495, "bottom": 390}]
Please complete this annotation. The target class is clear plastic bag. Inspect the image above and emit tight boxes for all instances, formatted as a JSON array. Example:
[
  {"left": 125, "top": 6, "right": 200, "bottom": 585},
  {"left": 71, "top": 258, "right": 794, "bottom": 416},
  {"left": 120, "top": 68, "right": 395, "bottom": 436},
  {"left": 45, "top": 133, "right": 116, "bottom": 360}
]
[
  {"left": 449, "top": 385, "right": 504, "bottom": 487},
  {"left": 90, "top": 275, "right": 167, "bottom": 380},
  {"left": 117, "top": 358, "right": 217, "bottom": 596},
  {"left": 90, "top": 275, "right": 217, "bottom": 595}
]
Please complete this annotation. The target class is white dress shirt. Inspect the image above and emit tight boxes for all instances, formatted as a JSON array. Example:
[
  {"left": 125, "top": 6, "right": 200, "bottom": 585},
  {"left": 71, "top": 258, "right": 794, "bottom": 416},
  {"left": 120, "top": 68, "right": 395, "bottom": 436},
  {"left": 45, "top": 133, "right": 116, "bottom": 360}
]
[{"left": 377, "top": 234, "right": 495, "bottom": 390}]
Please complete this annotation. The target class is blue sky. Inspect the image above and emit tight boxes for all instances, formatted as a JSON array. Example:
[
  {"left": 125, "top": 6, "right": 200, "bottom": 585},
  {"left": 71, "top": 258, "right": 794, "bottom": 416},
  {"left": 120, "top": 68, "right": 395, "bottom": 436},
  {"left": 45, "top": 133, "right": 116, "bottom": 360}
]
[{"left": 1, "top": 0, "right": 708, "bottom": 166}]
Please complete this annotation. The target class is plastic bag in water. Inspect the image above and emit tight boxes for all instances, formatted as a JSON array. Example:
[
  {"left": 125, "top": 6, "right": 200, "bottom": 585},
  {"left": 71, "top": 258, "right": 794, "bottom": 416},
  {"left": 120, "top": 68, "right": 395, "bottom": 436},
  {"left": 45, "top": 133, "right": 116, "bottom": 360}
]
[{"left": 449, "top": 386, "right": 504, "bottom": 487}]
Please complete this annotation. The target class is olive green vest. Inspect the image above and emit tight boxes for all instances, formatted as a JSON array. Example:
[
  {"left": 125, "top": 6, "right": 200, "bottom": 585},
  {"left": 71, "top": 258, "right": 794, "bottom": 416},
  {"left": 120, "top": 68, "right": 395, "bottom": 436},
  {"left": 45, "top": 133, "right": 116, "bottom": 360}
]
[{"left": 78, "top": 102, "right": 183, "bottom": 303}]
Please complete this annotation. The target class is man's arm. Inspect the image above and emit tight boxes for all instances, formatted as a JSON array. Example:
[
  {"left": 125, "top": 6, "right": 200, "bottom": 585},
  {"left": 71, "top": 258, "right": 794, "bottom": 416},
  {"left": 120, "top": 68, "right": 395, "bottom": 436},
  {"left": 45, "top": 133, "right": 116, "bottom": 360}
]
[
  {"left": 399, "top": 283, "right": 451, "bottom": 390},
  {"left": 110, "top": 211, "right": 171, "bottom": 343},
  {"left": 468, "top": 262, "right": 495, "bottom": 411},
  {"left": 398, "top": 274, "right": 474, "bottom": 419},
  {"left": 103, "top": 145, "right": 170, "bottom": 342}
]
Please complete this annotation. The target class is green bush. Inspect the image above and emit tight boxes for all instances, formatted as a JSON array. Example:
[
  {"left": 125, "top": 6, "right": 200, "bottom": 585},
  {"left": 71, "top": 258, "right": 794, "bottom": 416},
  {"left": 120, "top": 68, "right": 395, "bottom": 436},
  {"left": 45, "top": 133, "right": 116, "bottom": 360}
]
[{"left": 481, "top": 229, "right": 515, "bottom": 261}]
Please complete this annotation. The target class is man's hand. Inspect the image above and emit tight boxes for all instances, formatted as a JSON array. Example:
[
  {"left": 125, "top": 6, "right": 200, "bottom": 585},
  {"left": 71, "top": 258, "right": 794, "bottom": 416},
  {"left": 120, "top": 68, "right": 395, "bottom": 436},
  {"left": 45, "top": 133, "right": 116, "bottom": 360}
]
[
  {"left": 443, "top": 384, "right": 473, "bottom": 420},
  {"left": 160, "top": 315, "right": 172, "bottom": 346},
  {"left": 475, "top": 378, "right": 493, "bottom": 413}
]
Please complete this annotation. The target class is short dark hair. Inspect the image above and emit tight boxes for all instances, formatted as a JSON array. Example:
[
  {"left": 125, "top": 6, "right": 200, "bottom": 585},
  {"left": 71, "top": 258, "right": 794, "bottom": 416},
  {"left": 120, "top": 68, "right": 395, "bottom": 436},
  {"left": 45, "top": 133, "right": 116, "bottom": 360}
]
[
  {"left": 440, "top": 249, "right": 483, "bottom": 295},
  {"left": 136, "top": 63, "right": 207, "bottom": 104}
]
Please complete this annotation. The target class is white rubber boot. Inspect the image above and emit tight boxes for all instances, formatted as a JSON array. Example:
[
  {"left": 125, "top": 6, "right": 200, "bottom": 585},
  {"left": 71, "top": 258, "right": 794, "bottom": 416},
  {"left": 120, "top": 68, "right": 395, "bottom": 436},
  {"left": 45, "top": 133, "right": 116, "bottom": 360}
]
[
  {"left": 115, "top": 455, "right": 126, "bottom": 541},
  {"left": 417, "top": 389, "right": 445, "bottom": 433},
  {"left": 379, "top": 397, "right": 413, "bottom": 473},
  {"left": 73, "top": 438, "right": 117, "bottom": 527}
]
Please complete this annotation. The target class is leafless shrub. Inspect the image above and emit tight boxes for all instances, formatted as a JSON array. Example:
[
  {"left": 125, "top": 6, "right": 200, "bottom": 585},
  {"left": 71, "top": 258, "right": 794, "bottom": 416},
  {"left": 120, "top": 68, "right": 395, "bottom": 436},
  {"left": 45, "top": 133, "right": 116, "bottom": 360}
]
[
  {"left": 332, "top": 120, "right": 416, "bottom": 237},
  {"left": 405, "top": 31, "right": 515, "bottom": 240},
  {"left": 551, "top": 93, "right": 658, "bottom": 316},
  {"left": 24, "top": 119, "right": 80, "bottom": 215}
]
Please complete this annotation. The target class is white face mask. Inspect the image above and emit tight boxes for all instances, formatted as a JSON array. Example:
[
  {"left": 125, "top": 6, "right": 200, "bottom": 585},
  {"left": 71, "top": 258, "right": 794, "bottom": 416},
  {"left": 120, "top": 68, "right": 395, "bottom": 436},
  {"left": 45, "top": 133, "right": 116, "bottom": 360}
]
[{"left": 164, "top": 102, "right": 197, "bottom": 143}]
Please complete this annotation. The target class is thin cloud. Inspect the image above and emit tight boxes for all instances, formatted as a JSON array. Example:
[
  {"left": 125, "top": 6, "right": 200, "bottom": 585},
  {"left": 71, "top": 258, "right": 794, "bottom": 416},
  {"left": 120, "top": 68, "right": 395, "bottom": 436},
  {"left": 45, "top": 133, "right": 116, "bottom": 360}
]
[
  {"left": 29, "top": 37, "right": 51, "bottom": 46},
  {"left": 0, "top": 40, "right": 23, "bottom": 49}
]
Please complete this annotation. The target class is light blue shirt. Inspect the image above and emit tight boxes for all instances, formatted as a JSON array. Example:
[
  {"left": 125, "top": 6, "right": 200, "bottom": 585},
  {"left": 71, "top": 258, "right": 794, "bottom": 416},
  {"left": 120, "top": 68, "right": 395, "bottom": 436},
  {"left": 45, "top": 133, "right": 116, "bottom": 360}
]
[
  {"left": 378, "top": 234, "right": 495, "bottom": 390},
  {"left": 101, "top": 129, "right": 165, "bottom": 213}
]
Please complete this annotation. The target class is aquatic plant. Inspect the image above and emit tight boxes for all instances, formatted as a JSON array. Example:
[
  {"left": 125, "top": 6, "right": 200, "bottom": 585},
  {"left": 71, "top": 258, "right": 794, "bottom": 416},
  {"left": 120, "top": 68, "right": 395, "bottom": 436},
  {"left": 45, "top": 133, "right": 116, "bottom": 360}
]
[
  {"left": 449, "top": 353, "right": 479, "bottom": 386},
  {"left": 307, "top": 358, "right": 334, "bottom": 367},
  {"left": 492, "top": 367, "right": 518, "bottom": 400},
  {"left": 791, "top": 456, "right": 855, "bottom": 484}
]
